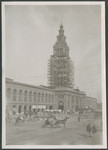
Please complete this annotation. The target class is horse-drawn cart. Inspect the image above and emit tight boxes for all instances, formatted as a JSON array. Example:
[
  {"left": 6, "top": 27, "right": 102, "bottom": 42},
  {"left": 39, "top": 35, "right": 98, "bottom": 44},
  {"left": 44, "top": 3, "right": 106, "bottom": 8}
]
[
  {"left": 42, "top": 116, "right": 57, "bottom": 128},
  {"left": 42, "top": 116, "right": 69, "bottom": 128}
]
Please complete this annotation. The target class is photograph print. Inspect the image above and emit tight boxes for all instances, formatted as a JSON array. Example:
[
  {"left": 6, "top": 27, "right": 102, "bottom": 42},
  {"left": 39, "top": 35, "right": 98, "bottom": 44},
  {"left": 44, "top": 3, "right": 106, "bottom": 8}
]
[{"left": 2, "top": 1, "right": 107, "bottom": 149}]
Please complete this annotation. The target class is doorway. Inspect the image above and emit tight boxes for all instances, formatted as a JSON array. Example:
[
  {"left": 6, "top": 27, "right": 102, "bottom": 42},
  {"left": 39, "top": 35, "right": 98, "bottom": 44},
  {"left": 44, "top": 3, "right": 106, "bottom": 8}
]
[
  {"left": 58, "top": 101, "right": 64, "bottom": 110},
  {"left": 18, "top": 105, "right": 22, "bottom": 113},
  {"left": 24, "top": 105, "right": 27, "bottom": 111}
]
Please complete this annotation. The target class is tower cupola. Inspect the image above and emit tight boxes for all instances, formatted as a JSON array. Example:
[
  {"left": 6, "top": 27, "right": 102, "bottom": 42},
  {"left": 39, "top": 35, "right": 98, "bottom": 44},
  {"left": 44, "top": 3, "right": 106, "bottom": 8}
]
[{"left": 59, "top": 23, "right": 64, "bottom": 36}]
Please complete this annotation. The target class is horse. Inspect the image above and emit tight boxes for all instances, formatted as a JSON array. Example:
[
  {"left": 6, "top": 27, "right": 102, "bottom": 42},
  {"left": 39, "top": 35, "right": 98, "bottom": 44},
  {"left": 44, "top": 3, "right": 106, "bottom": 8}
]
[{"left": 54, "top": 117, "right": 69, "bottom": 128}]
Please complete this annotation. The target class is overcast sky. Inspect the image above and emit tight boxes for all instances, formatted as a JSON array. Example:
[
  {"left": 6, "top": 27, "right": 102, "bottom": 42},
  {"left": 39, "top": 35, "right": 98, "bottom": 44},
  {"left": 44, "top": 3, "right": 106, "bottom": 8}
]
[{"left": 5, "top": 4, "right": 102, "bottom": 101}]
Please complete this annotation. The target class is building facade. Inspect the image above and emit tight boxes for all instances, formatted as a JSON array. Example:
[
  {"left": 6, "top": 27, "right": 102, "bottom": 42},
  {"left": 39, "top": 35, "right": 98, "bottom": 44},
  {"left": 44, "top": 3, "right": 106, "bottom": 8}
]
[
  {"left": 6, "top": 78, "right": 97, "bottom": 114},
  {"left": 5, "top": 24, "right": 97, "bottom": 114},
  {"left": 6, "top": 78, "right": 55, "bottom": 114}
]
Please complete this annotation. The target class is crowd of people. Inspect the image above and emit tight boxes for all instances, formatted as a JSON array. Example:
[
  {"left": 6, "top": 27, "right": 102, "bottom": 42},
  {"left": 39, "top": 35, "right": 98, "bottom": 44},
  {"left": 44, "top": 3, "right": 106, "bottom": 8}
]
[
  {"left": 87, "top": 123, "right": 97, "bottom": 137},
  {"left": 6, "top": 109, "right": 101, "bottom": 138}
]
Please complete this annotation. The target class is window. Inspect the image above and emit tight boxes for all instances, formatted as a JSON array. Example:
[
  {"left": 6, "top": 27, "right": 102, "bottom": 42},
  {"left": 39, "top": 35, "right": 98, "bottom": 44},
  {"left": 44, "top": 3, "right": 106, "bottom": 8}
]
[
  {"left": 24, "top": 91, "right": 27, "bottom": 102},
  {"left": 13, "top": 89, "right": 17, "bottom": 101},
  {"left": 38, "top": 93, "right": 40, "bottom": 102},
  {"left": 13, "top": 105, "right": 16, "bottom": 115},
  {"left": 45, "top": 94, "right": 47, "bottom": 102},
  {"left": 58, "top": 95, "right": 64, "bottom": 98},
  {"left": 6, "top": 88, "right": 10, "bottom": 101},
  {"left": 29, "top": 91, "right": 32, "bottom": 102},
  {"left": 52, "top": 95, "right": 54, "bottom": 103},
  {"left": 49, "top": 94, "right": 51, "bottom": 103},
  {"left": 42, "top": 93, "right": 44, "bottom": 102},
  {"left": 34, "top": 92, "right": 36, "bottom": 102},
  {"left": 19, "top": 90, "right": 22, "bottom": 102}
]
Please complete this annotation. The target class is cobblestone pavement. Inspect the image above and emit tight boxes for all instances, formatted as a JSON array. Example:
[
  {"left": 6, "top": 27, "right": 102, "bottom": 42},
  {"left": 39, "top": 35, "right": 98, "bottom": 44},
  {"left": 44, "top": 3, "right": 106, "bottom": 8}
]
[{"left": 6, "top": 114, "right": 102, "bottom": 145}]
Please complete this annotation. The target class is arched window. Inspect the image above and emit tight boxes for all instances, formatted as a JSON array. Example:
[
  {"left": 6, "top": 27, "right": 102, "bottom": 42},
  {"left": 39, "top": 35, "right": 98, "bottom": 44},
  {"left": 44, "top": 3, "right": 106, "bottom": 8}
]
[
  {"left": 45, "top": 94, "right": 47, "bottom": 102},
  {"left": 34, "top": 92, "right": 36, "bottom": 102},
  {"left": 13, "top": 105, "right": 16, "bottom": 115},
  {"left": 24, "top": 91, "right": 27, "bottom": 102},
  {"left": 38, "top": 93, "right": 40, "bottom": 102},
  {"left": 24, "top": 105, "right": 27, "bottom": 111},
  {"left": 67, "top": 101, "right": 69, "bottom": 107},
  {"left": 6, "top": 88, "right": 10, "bottom": 101},
  {"left": 29, "top": 91, "right": 32, "bottom": 102},
  {"left": 18, "top": 105, "right": 22, "bottom": 113},
  {"left": 13, "top": 89, "right": 17, "bottom": 101},
  {"left": 42, "top": 93, "right": 44, "bottom": 102},
  {"left": 73, "top": 96, "right": 74, "bottom": 103},
  {"left": 52, "top": 95, "right": 54, "bottom": 103},
  {"left": 80, "top": 98, "right": 82, "bottom": 107},
  {"left": 19, "top": 90, "right": 22, "bottom": 102},
  {"left": 49, "top": 94, "right": 51, "bottom": 103}
]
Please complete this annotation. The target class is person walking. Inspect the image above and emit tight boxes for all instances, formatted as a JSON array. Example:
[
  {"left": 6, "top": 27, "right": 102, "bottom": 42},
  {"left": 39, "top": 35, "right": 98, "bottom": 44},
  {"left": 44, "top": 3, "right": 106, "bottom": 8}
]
[
  {"left": 87, "top": 123, "right": 91, "bottom": 136},
  {"left": 91, "top": 124, "right": 97, "bottom": 135}
]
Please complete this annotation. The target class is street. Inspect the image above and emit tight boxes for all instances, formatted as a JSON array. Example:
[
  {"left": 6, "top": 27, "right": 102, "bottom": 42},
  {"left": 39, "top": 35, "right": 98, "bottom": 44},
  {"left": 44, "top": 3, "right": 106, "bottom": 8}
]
[{"left": 6, "top": 114, "right": 102, "bottom": 145}]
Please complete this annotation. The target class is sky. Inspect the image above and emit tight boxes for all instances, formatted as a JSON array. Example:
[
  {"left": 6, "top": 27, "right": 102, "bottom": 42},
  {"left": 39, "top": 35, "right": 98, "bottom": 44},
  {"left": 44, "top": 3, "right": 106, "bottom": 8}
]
[{"left": 5, "top": 4, "right": 102, "bottom": 101}]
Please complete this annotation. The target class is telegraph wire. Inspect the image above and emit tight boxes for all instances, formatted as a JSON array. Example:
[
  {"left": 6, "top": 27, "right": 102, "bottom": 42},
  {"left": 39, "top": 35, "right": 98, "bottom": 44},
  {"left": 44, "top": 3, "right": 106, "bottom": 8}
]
[
  {"left": 76, "top": 76, "right": 101, "bottom": 88},
  {"left": 74, "top": 63, "right": 101, "bottom": 71}
]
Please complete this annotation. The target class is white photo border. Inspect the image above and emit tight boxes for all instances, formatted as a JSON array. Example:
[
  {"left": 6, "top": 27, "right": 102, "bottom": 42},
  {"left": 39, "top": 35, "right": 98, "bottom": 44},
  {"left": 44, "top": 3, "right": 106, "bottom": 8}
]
[{"left": 2, "top": 1, "right": 107, "bottom": 149}]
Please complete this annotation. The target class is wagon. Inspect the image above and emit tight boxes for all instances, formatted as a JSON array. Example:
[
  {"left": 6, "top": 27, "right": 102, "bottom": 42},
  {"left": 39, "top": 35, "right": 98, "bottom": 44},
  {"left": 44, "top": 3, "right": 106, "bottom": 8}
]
[{"left": 42, "top": 117, "right": 57, "bottom": 128}]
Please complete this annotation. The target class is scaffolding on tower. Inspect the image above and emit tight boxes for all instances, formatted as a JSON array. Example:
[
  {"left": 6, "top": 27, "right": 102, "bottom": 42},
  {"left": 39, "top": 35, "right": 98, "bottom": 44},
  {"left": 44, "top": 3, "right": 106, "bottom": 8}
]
[{"left": 47, "top": 24, "right": 75, "bottom": 88}]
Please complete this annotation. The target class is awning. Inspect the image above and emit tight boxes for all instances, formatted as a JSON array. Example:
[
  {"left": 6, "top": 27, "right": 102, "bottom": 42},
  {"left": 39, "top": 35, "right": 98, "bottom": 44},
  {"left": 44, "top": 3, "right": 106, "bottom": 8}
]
[{"left": 32, "top": 105, "right": 46, "bottom": 109}]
